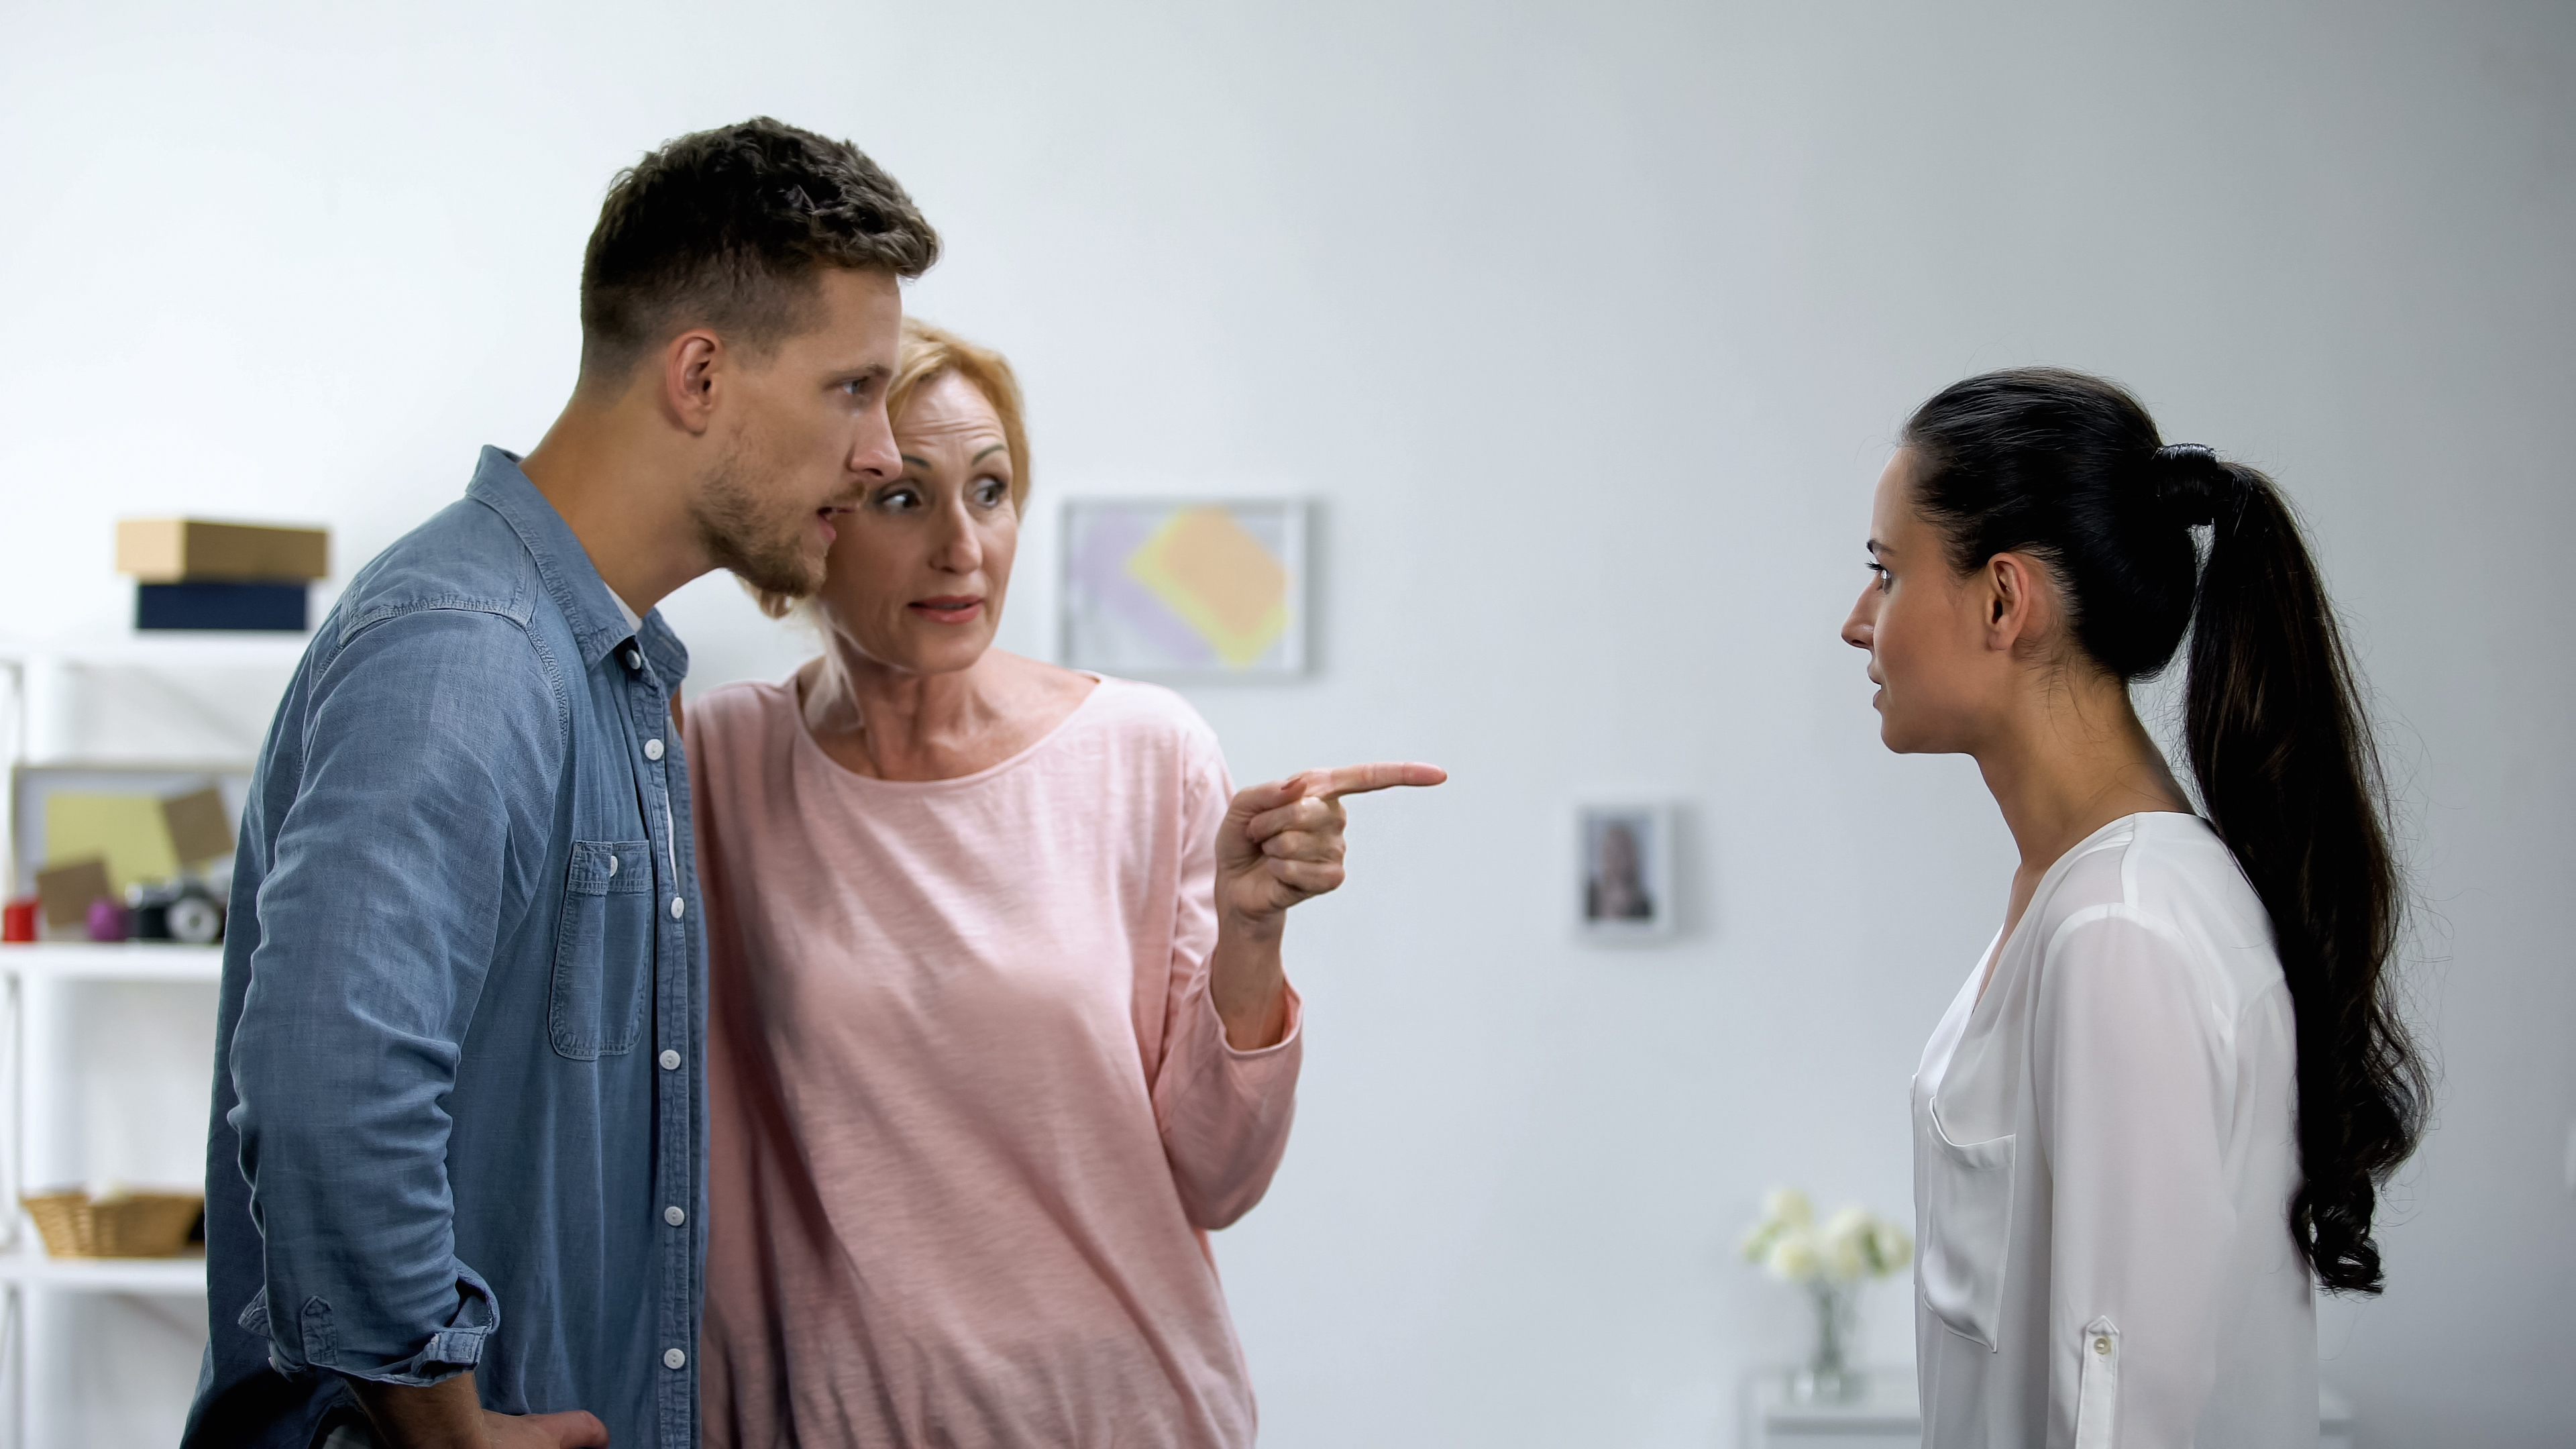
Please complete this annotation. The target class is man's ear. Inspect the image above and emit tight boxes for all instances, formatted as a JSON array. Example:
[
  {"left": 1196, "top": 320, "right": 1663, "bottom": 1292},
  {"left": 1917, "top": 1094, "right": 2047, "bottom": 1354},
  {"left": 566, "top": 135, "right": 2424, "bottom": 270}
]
[{"left": 659, "top": 329, "right": 724, "bottom": 435}]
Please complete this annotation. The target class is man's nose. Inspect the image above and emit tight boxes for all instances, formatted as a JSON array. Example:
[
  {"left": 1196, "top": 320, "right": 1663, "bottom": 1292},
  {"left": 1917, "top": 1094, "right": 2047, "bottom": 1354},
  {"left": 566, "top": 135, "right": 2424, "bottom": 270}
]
[{"left": 851, "top": 415, "right": 901, "bottom": 480}]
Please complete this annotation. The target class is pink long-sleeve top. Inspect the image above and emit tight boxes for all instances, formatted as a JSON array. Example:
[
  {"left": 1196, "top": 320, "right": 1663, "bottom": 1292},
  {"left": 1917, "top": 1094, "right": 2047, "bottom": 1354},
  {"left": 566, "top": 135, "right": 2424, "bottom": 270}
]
[{"left": 686, "top": 674, "right": 1301, "bottom": 1449}]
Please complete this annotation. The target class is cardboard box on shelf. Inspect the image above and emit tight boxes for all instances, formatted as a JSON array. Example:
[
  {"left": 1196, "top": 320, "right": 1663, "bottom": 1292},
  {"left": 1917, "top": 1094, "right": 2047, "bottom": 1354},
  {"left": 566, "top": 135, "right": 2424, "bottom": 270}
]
[{"left": 115, "top": 519, "right": 328, "bottom": 583}]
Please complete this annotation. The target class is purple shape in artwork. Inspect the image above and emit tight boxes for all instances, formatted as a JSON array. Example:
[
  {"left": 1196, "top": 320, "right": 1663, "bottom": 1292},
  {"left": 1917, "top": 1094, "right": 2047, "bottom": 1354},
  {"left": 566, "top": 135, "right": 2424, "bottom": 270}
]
[{"left": 1070, "top": 507, "right": 1217, "bottom": 667}]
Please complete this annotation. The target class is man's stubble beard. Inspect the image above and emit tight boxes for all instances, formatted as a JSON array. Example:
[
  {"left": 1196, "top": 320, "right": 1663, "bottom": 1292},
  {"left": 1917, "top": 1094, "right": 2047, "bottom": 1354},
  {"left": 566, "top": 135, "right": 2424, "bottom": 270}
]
[{"left": 695, "top": 431, "right": 827, "bottom": 600}]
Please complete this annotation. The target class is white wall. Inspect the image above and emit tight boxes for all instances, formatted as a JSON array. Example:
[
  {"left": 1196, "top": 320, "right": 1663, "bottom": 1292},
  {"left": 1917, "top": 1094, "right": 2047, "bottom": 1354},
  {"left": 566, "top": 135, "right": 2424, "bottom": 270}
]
[{"left": 5, "top": 1, "right": 2572, "bottom": 1444}]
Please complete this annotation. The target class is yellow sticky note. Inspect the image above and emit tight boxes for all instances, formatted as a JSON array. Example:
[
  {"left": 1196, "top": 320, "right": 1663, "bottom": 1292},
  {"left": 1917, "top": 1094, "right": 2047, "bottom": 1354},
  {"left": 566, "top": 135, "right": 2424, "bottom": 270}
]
[{"left": 45, "top": 794, "right": 180, "bottom": 895}]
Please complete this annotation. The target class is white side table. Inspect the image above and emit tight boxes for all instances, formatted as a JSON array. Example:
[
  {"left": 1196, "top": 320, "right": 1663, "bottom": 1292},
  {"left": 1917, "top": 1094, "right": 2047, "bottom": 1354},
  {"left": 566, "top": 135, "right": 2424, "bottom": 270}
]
[
  {"left": 1746, "top": 1371, "right": 1919, "bottom": 1449},
  {"left": 1746, "top": 1370, "right": 2357, "bottom": 1448}
]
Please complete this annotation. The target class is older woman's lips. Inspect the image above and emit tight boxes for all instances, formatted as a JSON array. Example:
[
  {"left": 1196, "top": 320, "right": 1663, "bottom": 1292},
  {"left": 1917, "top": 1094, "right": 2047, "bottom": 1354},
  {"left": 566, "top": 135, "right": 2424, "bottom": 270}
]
[{"left": 910, "top": 596, "right": 984, "bottom": 623}]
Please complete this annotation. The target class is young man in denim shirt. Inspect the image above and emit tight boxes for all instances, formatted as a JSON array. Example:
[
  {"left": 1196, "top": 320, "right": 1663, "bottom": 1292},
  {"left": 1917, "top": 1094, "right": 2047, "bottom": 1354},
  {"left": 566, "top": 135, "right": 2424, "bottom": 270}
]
[{"left": 183, "top": 117, "right": 939, "bottom": 1449}]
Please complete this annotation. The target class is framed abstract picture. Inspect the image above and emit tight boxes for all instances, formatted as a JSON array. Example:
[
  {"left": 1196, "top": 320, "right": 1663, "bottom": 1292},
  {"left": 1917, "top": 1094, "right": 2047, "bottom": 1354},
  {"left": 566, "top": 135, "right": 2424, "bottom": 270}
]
[{"left": 1058, "top": 499, "right": 1309, "bottom": 682}]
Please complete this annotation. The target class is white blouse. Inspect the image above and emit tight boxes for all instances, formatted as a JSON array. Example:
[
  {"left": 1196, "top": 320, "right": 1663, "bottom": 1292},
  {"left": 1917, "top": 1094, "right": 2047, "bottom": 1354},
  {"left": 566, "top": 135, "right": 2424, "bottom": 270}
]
[{"left": 1912, "top": 812, "right": 2317, "bottom": 1448}]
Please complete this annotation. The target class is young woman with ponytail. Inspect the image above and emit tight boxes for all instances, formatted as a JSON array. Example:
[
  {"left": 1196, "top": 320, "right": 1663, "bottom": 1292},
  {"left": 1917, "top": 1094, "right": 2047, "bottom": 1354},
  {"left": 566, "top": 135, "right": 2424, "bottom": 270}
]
[{"left": 1839, "top": 368, "right": 2426, "bottom": 1447}]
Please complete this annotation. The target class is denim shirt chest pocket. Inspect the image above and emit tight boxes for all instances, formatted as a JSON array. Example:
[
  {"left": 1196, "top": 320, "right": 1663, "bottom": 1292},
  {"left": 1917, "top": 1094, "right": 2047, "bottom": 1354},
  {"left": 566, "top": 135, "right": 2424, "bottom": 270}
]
[{"left": 551, "top": 839, "right": 653, "bottom": 1059}]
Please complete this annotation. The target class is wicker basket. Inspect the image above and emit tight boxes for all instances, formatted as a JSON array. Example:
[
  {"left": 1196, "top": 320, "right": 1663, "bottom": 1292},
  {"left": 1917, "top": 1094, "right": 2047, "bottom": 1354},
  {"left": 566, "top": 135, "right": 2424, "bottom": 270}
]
[{"left": 21, "top": 1189, "right": 203, "bottom": 1258}]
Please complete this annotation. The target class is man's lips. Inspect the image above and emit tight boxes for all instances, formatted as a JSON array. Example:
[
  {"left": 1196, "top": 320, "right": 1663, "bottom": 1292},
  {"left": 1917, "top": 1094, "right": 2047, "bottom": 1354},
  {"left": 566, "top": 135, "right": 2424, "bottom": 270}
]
[{"left": 909, "top": 596, "right": 984, "bottom": 623}]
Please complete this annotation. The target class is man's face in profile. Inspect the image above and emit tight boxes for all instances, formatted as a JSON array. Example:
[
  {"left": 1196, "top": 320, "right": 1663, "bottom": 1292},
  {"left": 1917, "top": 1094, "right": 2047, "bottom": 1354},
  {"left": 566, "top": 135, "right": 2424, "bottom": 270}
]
[{"left": 693, "top": 266, "right": 905, "bottom": 598}]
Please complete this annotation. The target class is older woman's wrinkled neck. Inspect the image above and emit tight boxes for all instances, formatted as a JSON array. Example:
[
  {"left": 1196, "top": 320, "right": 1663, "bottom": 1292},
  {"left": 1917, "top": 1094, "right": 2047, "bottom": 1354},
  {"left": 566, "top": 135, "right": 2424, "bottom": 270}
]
[{"left": 797, "top": 634, "right": 1092, "bottom": 784}]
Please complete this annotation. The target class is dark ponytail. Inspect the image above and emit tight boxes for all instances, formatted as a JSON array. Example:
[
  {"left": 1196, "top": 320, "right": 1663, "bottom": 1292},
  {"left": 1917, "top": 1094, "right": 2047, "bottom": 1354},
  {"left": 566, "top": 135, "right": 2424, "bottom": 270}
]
[{"left": 1902, "top": 368, "right": 2427, "bottom": 1295}]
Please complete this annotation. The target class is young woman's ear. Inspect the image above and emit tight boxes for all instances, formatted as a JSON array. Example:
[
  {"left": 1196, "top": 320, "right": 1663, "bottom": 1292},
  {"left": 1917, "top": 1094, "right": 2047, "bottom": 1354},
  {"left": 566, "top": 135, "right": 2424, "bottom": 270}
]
[{"left": 1982, "top": 553, "right": 2045, "bottom": 650}]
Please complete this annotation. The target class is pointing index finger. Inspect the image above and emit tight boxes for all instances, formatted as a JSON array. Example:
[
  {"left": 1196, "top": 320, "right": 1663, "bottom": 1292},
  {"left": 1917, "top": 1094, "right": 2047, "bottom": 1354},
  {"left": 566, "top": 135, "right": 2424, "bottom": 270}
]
[{"left": 1307, "top": 761, "right": 1448, "bottom": 800}]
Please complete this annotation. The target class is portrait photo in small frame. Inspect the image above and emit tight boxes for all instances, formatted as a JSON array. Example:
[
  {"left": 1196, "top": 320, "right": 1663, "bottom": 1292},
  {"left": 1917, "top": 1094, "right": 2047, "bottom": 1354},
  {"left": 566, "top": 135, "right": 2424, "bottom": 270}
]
[{"left": 1576, "top": 803, "right": 1674, "bottom": 939}]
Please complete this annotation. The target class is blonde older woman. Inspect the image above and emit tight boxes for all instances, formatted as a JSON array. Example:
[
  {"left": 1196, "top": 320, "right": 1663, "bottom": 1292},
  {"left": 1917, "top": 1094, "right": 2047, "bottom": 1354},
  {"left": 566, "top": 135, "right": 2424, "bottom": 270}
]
[{"left": 688, "top": 319, "right": 1440, "bottom": 1448}]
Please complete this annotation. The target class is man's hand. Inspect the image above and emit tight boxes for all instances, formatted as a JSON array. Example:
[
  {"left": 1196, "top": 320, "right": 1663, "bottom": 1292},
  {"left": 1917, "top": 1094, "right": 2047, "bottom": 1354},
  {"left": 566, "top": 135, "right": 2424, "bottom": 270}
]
[
  {"left": 1208, "top": 761, "right": 1445, "bottom": 1047},
  {"left": 348, "top": 1373, "right": 608, "bottom": 1448}
]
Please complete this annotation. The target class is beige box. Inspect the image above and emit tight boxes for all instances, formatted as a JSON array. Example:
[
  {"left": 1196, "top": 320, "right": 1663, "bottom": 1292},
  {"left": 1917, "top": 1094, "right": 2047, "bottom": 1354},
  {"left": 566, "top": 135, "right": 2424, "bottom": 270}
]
[{"left": 116, "top": 518, "right": 329, "bottom": 582}]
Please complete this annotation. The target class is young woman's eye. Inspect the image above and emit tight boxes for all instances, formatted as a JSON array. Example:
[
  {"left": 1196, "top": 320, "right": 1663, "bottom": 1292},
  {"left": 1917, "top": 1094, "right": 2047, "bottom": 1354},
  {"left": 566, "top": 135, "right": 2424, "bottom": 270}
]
[{"left": 1868, "top": 562, "right": 1892, "bottom": 592}]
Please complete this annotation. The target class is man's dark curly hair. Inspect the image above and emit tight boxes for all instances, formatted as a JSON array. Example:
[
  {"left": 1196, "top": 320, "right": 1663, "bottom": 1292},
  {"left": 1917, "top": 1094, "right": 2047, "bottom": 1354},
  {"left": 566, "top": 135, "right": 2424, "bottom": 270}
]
[{"left": 577, "top": 116, "right": 940, "bottom": 386}]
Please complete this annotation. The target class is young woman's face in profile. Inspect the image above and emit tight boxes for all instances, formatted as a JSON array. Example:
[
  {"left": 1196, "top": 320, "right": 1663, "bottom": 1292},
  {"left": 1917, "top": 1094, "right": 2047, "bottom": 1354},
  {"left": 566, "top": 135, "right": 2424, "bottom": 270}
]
[
  {"left": 1841, "top": 449, "right": 1994, "bottom": 753},
  {"left": 813, "top": 370, "right": 1020, "bottom": 677}
]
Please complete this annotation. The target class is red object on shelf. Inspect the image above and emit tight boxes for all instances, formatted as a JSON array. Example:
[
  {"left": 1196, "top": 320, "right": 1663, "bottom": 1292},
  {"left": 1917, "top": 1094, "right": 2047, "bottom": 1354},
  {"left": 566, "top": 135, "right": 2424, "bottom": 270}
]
[{"left": 1, "top": 898, "right": 35, "bottom": 943}]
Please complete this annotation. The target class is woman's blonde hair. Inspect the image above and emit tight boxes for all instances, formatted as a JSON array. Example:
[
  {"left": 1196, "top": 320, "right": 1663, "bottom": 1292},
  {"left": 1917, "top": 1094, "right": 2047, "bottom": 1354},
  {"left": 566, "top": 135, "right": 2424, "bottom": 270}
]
[{"left": 749, "top": 316, "right": 1030, "bottom": 619}]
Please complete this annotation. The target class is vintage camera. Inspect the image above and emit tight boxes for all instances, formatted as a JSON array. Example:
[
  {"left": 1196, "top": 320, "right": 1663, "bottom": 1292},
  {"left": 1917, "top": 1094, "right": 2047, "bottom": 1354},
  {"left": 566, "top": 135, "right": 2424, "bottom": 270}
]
[{"left": 129, "top": 879, "right": 225, "bottom": 945}]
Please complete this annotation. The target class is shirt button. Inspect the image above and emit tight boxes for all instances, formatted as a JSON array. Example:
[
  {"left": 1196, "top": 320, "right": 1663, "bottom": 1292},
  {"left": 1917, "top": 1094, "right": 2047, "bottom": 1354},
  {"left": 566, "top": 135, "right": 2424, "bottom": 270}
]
[
  {"left": 665, "top": 1205, "right": 686, "bottom": 1226},
  {"left": 670, "top": 896, "right": 686, "bottom": 920},
  {"left": 2094, "top": 1336, "right": 2112, "bottom": 1354},
  {"left": 623, "top": 649, "right": 642, "bottom": 670},
  {"left": 663, "top": 1348, "right": 687, "bottom": 1371},
  {"left": 659, "top": 1049, "right": 682, "bottom": 1071},
  {"left": 645, "top": 737, "right": 665, "bottom": 761}
]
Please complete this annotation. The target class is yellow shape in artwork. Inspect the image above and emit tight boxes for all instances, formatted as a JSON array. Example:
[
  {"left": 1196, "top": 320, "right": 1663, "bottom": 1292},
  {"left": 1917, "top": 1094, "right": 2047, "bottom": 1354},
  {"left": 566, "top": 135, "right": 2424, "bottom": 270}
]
[
  {"left": 45, "top": 793, "right": 179, "bottom": 895},
  {"left": 1124, "top": 507, "right": 1291, "bottom": 668}
]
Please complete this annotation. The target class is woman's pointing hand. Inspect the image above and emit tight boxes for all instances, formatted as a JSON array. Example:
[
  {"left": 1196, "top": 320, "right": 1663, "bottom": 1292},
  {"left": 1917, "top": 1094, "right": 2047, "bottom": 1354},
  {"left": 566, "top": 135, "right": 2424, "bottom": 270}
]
[{"left": 1217, "top": 762, "right": 1448, "bottom": 928}]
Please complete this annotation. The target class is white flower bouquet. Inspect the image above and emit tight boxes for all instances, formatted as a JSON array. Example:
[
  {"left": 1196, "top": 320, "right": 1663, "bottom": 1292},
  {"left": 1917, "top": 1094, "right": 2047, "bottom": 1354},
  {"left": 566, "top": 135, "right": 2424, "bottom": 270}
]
[
  {"left": 1738, "top": 1187, "right": 1913, "bottom": 1401},
  {"left": 1738, "top": 1186, "right": 1912, "bottom": 1285}
]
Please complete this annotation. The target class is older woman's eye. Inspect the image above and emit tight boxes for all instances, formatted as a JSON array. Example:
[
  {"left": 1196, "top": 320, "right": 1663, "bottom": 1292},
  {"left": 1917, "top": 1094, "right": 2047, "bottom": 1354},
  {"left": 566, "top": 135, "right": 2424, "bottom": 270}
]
[
  {"left": 973, "top": 478, "right": 1010, "bottom": 508},
  {"left": 875, "top": 486, "right": 923, "bottom": 512}
]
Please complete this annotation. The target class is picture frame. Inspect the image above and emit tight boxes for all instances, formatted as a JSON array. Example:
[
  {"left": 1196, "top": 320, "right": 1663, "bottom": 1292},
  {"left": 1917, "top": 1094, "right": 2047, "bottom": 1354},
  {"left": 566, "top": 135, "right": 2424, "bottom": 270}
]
[
  {"left": 1576, "top": 802, "right": 1675, "bottom": 940},
  {"left": 1057, "top": 498, "right": 1309, "bottom": 682}
]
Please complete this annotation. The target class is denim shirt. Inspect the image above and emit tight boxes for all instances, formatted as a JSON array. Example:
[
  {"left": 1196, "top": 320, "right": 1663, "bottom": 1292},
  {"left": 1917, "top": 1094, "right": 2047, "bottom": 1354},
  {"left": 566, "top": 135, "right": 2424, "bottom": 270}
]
[{"left": 184, "top": 448, "right": 704, "bottom": 1449}]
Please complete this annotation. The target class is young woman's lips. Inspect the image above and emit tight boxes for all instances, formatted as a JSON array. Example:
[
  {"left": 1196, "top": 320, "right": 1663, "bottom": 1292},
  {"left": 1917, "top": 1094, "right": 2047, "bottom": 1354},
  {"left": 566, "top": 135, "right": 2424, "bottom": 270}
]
[{"left": 909, "top": 596, "right": 983, "bottom": 623}]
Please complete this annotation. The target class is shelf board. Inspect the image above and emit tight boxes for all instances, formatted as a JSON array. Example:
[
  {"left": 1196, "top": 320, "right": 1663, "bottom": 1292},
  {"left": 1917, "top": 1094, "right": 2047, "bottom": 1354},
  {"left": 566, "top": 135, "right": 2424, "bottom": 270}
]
[
  {"left": 0, "top": 634, "right": 313, "bottom": 669},
  {"left": 0, "top": 942, "right": 223, "bottom": 983},
  {"left": 0, "top": 1248, "right": 205, "bottom": 1293}
]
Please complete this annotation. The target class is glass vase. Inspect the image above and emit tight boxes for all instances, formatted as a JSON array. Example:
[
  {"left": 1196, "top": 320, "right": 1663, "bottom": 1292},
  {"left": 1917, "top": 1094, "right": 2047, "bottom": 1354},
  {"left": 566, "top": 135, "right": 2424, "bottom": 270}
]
[{"left": 1786, "top": 1278, "right": 1866, "bottom": 1403}]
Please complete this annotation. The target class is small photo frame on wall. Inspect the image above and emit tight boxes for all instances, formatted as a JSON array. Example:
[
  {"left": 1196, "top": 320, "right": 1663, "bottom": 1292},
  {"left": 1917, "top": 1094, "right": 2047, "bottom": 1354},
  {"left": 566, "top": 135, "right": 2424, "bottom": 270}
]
[{"left": 1577, "top": 803, "right": 1674, "bottom": 940}]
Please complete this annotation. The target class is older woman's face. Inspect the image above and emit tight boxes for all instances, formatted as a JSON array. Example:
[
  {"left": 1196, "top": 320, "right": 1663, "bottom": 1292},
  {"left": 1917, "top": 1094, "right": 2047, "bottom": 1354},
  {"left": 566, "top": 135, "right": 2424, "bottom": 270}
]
[{"left": 813, "top": 370, "right": 1018, "bottom": 677}]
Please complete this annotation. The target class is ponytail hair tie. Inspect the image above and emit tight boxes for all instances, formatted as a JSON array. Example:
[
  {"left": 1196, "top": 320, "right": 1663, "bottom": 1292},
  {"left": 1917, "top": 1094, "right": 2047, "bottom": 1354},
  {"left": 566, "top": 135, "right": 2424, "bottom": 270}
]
[{"left": 2153, "top": 442, "right": 2230, "bottom": 527}]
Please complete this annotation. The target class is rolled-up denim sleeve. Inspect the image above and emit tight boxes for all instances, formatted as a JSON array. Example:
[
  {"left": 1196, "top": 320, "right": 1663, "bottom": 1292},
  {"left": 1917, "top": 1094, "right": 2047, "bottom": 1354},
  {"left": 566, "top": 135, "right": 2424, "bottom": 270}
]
[{"left": 227, "top": 607, "right": 564, "bottom": 1385}]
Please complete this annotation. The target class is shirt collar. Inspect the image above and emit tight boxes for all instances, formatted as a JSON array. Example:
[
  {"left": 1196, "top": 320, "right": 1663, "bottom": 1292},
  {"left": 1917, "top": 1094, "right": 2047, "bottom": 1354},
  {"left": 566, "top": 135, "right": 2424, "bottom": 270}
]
[{"left": 464, "top": 445, "right": 690, "bottom": 684}]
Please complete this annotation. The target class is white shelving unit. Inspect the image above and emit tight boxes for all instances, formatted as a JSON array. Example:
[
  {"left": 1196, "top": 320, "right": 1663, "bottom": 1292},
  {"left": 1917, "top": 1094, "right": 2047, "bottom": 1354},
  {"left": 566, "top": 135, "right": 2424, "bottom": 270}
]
[
  {"left": 0, "top": 945, "right": 224, "bottom": 1449},
  {"left": 1, "top": 639, "right": 299, "bottom": 1449}
]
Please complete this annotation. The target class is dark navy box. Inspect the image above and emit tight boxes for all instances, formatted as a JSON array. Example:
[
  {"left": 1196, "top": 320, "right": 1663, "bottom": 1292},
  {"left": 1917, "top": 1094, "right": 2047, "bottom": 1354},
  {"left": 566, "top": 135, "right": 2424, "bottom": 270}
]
[{"left": 136, "top": 581, "right": 308, "bottom": 631}]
